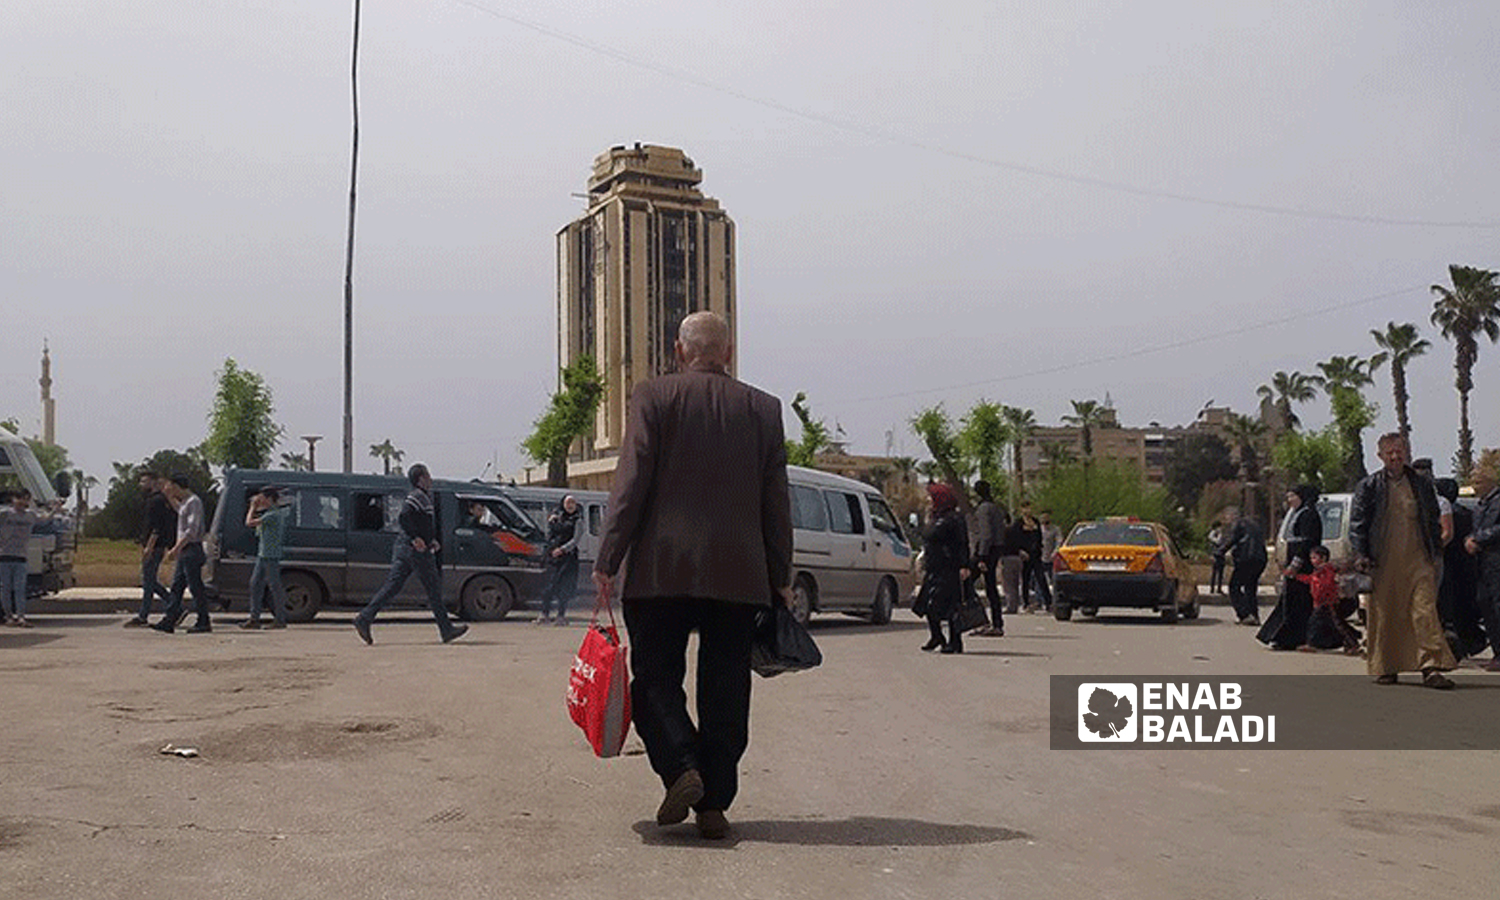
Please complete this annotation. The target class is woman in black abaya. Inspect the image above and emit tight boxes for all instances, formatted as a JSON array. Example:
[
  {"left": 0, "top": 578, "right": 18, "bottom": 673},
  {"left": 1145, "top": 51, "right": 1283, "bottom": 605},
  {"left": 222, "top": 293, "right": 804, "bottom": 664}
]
[{"left": 1257, "top": 484, "right": 1323, "bottom": 650}]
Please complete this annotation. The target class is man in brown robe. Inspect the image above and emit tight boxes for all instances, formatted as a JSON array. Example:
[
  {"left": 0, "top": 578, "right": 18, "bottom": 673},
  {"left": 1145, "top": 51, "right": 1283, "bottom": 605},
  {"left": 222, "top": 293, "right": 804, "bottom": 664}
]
[{"left": 1351, "top": 433, "right": 1456, "bottom": 688}]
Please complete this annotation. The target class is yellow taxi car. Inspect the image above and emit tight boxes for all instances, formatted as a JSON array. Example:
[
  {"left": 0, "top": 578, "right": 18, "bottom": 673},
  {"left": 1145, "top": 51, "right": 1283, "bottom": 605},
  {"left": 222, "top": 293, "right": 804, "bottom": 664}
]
[{"left": 1051, "top": 517, "right": 1199, "bottom": 622}]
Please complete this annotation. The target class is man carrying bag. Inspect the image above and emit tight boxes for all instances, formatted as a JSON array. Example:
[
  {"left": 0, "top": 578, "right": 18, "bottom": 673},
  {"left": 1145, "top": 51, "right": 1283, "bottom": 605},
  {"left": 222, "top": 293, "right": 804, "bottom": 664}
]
[{"left": 593, "top": 312, "right": 793, "bottom": 841}]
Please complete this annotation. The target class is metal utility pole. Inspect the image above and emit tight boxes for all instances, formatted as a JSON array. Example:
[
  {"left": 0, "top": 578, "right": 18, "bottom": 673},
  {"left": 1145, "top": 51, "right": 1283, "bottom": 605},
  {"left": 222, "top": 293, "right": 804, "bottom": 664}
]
[
  {"left": 341, "top": 0, "right": 362, "bottom": 473},
  {"left": 302, "top": 435, "right": 323, "bottom": 472}
]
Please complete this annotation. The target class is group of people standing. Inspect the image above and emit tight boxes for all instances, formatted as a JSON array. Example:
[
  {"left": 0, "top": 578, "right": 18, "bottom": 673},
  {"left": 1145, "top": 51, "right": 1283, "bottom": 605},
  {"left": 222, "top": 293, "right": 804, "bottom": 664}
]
[
  {"left": 915, "top": 480, "right": 1061, "bottom": 653},
  {"left": 1250, "top": 433, "right": 1500, "bottom": 687}
]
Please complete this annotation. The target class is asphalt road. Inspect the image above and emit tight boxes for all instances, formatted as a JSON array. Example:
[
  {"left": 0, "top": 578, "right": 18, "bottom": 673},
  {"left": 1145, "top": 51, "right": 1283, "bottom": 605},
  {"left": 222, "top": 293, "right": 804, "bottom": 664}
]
[{"left": 2, "top": 603, "right": 1496, "bottom": 900}]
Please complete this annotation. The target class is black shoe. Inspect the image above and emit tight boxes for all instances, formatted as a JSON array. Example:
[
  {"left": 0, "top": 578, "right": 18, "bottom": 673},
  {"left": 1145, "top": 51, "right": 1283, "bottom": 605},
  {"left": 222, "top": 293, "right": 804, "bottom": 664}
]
[
  {"left": 442, "top": 623, "right": 469, "bottom": 644},
  {"left": 940, "top": 642, "right": 963, "bottom": 654},
  {"left": 266, "top": 620, "right": 287, "bottom": 630},
  {"left": 185, "top": 622, "right": 212, "bottom": 634},
  {"left": 354, "top": 618, "right": 373, "bottom": 645},
  {"left": 150, "top": 617, "right": 178, "bottom": 634},
  {"left": 657, "top": 769, "right": 704, "bottom": 826},
  {"left": 238, "top": 619, "right": 261, "bottom": 630},
  {"left": 921, "top": 638, "right": 944, "bottom": 652},
  {"left": 123, "top": 617, "right": 149, "bottom": 628},
  {"left": 695, "top": 809, "right": 729, "bottom": 840}
]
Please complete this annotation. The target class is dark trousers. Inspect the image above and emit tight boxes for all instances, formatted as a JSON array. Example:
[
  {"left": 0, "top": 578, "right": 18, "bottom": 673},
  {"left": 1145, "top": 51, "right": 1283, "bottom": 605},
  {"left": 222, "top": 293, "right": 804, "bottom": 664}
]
[
  {"left": 971, "top": 548, "right": 1003, "bottom": 632},
  {"left": 1024, "top": 556, "right": 1052, "bottom": 609},
  {"left": 1228, "top": 560, "right": 1265, "bottom": 620},
  {"left": 926, "top": 608, "right": 962, "bottom": 651},
  {"left": 356, "top": 544, "right": 457, "bottom": 638},
  {"left": 160, "top": 543, "right": 208, "bottom": 627},
  {"left": 138, "top": 548, "right": 171, "bottom": 620},
  {"left": 539, "top": 554, "right": 579, "bottom": 618},
  {"left": 1210, "top": 557, "right": 1227, "bottom": 593},
  {"left": 623, "top": 597, "right": 757, "bottom": 813}
]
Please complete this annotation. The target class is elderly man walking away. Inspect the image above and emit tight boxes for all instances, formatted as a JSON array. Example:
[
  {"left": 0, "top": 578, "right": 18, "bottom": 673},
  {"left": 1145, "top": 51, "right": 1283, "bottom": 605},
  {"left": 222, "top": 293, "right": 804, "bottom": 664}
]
[
  {"left": 352, "top": 464, "right": 468, "bottom": 646},
  {"left": 593, "top": 311, "right": 793, "bottom": 841},
  {"left": 1351, "top": 433, "right": 1456, "bottom": 688}
]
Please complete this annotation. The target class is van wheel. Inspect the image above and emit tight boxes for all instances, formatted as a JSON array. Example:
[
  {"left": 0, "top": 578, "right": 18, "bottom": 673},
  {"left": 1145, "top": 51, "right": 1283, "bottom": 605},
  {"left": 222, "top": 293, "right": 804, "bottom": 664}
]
[
  {"left": 789, "top": 576, "right": 814, "bottom": 625},
  {"left": 282, "top": 571, "right": 324, "bottom": 623},
  {"left": 461, "top": 575, "right": 514, "bottom": 621},
  {"left": 870, "top": 578, "right": 896, "bottom": 625},
  {"left": 1054, "top": 602, "right": 1073, "bottom": 621}
]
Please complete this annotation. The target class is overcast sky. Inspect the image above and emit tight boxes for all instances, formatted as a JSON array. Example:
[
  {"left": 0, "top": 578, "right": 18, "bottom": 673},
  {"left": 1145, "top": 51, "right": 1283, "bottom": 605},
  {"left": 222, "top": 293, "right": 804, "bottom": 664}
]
[{"left": 4, "top": 0, "right": 1498, "bottom": 487}]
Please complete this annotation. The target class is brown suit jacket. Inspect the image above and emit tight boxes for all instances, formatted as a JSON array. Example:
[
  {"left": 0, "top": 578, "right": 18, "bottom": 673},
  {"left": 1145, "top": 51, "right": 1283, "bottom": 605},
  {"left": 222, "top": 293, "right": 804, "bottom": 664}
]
[{"left": 595, "top": 368, "right": 793, "bottom": 606}]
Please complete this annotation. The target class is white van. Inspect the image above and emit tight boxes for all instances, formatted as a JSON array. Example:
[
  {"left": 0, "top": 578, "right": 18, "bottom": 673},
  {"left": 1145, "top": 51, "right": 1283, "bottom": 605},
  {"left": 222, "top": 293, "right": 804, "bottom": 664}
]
[
  {"left": 496, "top": 485, "right": 609, "bottom": 597},
  {"left": 786, "top": 466, "right": 915, "bottom": 625}
]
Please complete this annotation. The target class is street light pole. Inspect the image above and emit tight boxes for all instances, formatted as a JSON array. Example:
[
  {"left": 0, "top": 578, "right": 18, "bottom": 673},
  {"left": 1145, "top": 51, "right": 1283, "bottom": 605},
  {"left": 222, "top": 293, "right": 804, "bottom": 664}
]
[
  {"left": 302, "top": 435, "right": 323, "bottom": 472},
  {"left": 341, "top": 0, "right": 361, "bottom": 473}
]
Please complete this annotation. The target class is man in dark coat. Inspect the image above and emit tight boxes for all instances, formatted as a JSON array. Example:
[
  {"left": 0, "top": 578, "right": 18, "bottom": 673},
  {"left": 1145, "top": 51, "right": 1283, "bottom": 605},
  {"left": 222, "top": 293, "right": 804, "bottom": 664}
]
[
  {"left": 1463, "top": 466, "right": 1500, "bottom": 672},
  {"left": 1223, "top": 508, "right": 1267, "bottom": 626},
  {"left": 1351, "top": 433, "right": 1454, "bottom": 687},
  {"left": 967, "top": 480, "right": 1006, "bottom": 636},
  {"left": 593, "top": 311, "right": 793, "bottom": 840}
]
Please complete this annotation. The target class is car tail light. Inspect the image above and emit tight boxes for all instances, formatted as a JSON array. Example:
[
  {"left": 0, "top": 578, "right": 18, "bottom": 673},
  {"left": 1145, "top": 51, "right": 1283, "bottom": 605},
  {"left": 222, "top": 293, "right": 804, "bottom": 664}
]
[
  {"left": 1052, "top": 553, "right": 1067, "bottom": 573},
  {"left": 1143, "top": 553, "right": 1164, "bottom": 573}
]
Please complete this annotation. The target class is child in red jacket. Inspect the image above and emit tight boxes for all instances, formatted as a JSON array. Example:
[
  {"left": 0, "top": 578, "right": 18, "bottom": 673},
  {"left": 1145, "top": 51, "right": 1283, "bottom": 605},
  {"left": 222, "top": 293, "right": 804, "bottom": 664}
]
[{"left": 1295, "top": 545, "right": 1361, "bottom": 653}]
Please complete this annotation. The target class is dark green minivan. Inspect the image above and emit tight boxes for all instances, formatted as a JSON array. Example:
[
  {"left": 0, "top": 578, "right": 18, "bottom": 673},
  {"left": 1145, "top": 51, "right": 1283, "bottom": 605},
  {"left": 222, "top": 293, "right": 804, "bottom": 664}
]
[{"left": 206, "top": 470, "right": 547, "bottom": 622}]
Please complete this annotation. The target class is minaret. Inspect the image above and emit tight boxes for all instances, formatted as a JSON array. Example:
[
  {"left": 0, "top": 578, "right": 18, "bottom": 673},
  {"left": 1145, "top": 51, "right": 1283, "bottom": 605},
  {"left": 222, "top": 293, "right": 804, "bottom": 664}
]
[{"left": 40, "top": 342, "right": 55, "bottom": 446}]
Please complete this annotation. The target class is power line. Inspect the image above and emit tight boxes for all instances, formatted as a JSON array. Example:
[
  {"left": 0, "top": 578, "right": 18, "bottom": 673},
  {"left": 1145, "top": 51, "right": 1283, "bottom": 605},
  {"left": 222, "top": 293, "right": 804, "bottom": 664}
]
[
  {"left": 832, "top": 284, "right": 1428, "bottom": 407},
  {"left": 443, "top": 0, "right": 1500, "bottom": 230}
]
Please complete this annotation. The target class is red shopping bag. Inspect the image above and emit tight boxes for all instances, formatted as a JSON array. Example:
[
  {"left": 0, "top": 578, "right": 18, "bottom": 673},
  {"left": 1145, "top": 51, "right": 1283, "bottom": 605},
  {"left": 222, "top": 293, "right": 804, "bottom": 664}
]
[{"left": 566, "top": 585, "right": 632, "bottom": 757}]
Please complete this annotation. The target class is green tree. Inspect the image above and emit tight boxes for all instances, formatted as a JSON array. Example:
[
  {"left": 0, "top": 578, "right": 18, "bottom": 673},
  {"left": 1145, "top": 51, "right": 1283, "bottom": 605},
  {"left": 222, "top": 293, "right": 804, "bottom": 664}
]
[
  {"left": 203, "top": 358, "right": 283, "bottom": 470},
  {"left": 910, "top": 405, "right": 973, "bottom": 515},
  {"left": 1032, "top": 460, "right": 1173, "bottom": 537},
  {"left": 1256, "top": 370, "right": 1322, "bottom": 432},
  {"left": 958, "top": 401, "right": 1007, "bottom": 492},
  {"left": 85, "top": 449, "right": 218, "bottom": 539},
  {"left": 368, "top": 439, "right": 405, "bottom": 476},
  {"left": 785, "top": 392, "right": 832, "bottom": 467},
  {"left": 1430, "top": 264, "right": 1500, "bottom": 481},
  {"left": 1369, "top": 321, "right": 1430, "bottom": 441},
  {"left": 1062, "top": 399, "right": 1109, "bottom": 459},
  {"left": 1163, "top": 432, "right": 1238, "bottom": 511},
  {"left": 280, "top": 452, "right": 311, "bottom": 471},
  {"left": 1272, "top": 426, "right": 1346, "bottom": 493},
  {"left": 1002, "top": 405, "right": 1037, "bottom": 502},
  {"left": 522, "top": 355, "right": 605, "bottom": 487},
  {"left": 1317, "top": 354, "right": 1380, "bottom": 488}
]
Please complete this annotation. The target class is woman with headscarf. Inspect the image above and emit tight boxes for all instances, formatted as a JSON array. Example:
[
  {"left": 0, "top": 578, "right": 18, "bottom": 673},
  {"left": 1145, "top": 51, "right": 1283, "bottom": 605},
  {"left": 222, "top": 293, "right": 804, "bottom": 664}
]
[
  {"left": 1257, "top": 484, "right": 1323, "bottom": 650},
  {"left": 918, "top": 483, "right": 971, "bottom": 654}
]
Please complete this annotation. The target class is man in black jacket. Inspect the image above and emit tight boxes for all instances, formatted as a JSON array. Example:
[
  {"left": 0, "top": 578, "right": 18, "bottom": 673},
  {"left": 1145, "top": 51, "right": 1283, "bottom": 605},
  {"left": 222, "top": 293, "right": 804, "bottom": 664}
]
[
  {"left": 1463, "top": 465, "right": 1500, "bottom": 672},
  {"left": 1351, "top": 433, "right": 1454, "bottom": 687},
  {"left": 353, "top": 464, "right": 467, "bottom": 645},
  {"left": 1224, "top": 508, "right": 1267, "bottom": 626},
  {"left": 125, "top": 471, "right": 175, "bottom": 627}
]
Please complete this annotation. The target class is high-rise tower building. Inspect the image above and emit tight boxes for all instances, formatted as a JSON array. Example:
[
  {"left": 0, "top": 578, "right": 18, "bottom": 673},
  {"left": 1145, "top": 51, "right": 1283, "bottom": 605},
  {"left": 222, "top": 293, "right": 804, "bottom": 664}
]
[
  {"left": 555, "top": 144, "right": 736, "bottom": 488},
  {"left": 39, "top": 342, "right": 55, "bottom": 447}
]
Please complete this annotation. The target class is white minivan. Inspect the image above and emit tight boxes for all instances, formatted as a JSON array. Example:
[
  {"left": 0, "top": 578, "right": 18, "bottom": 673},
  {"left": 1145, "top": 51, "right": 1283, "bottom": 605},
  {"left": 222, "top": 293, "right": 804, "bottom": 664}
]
[{"left": 786, "top": 466, "right": 916, "bottom": 625}]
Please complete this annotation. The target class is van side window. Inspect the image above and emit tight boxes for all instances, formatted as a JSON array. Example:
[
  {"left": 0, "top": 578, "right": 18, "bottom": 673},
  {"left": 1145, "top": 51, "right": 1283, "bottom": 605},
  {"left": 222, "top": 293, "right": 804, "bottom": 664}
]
[
  {"left": 866, "top": 496, "right": 905, "bottom": 543},
  {"left": 790, "top": 485, "right": 827, "bottom": 531},
  {"left": 825, "top": 491, "right": 864, "bottom": 535},
  {"left": 589, "top": 505, "right": 603, "bottom": 536},
  {"left": 353, "top": 493, "right": 384, "bottom": 532},
  {"left": 293, "top": 490, "right": 343, "bottom": 530}
]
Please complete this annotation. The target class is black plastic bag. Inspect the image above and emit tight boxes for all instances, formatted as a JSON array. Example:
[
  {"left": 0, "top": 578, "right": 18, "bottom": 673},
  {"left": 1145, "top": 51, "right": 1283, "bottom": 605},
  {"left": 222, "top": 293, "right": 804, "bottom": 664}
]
[
  {"left": 955, "top": 594, "right": 990, "bottom": 633},
  {"left": 751, "top": 604, "right": 822, "bottom": 678}
]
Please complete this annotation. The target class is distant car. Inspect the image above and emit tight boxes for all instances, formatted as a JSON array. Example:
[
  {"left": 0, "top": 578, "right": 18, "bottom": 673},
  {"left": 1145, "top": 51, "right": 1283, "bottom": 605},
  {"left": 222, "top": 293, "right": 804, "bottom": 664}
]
[
  {"left": 1052, "top": 517, "right": 1199, "bottom": 622},
  {"left": 1273, "top": 493, "right": 1370, "bottom": 601}
]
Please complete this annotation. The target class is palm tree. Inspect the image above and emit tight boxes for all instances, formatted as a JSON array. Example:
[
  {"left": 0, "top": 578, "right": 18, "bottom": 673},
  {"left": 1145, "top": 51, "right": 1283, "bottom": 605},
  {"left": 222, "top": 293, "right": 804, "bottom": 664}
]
[
  {"left": 368, "top": 439, "right": 404, "bottom": 476},
  {"left": 1224, "top": 413, "right": 1267, "bottom": 482},
  {"left": 1430, "top": 264, "right": 1500, "bottom": 480},
  {"left": 1255, "top": 370, "right": 1323, "bottom": 431},
  {"left": 280, "top": 452, "right": 311, "bottom": 472},
  {"left": 1062, "top": 399, "right": 1109, "bottom": 459},
  {"left": 1369, "top": 321, "right": 1430, "bottom": 441},
  {"left": 1062, "top": 399, "right": 1110, "bottom": 518},
  {"left": 1001, "top": 405, "right": 1036, "bottom": 502},
  {"left": 1038, "top": 441, "right": 1077, "bottom": 473},
  {"left": 1317, "top": 354, "right": 1380, "bottom": 488}
]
